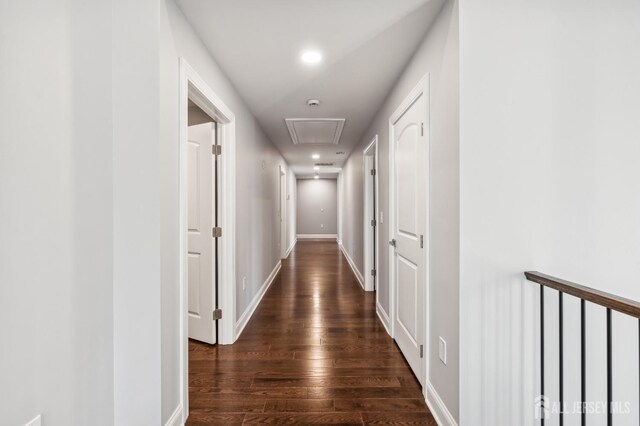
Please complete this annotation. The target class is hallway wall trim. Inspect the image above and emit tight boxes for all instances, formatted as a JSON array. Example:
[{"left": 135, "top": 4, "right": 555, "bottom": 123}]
[
  {"left": 284, "top": 238, "right": 297, "bottom": 258},
  {"left": 376, "top": 301, "right": 392, "bottom": 336},
  {"left": 339, "top": 243, "right": 364, "bottom": 289},
  {"left": 164, "top": 404, "right": 182, "bottom": 426},
  {"left": 235, "top": 261, "right": 282, "bottom": 339},
  {"left": 296, "top": 234, "right": 338, "bottom": 239},
  {"left": 426, "top": 381, "right": 458, "bottom": 426}
]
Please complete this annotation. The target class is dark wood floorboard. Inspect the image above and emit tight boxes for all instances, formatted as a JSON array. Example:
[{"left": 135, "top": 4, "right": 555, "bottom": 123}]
[{"left": 186, "top": 241, "right": 435, "bottom": 425}]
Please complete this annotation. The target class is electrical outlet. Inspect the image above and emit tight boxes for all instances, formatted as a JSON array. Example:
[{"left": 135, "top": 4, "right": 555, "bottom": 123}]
[
  {"left": 242, "top": 276, "right": 246, "bottom": 291},
  {"left": 439, "top": 337, "right": 447, "bottom": 365},
  {"left": 320, "top": 224, "right": 324, "bottom": 228}
]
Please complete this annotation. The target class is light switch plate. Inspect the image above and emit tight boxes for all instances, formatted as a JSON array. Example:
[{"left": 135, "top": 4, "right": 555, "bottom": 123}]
[{"left": 242, "top": 276, "right": 246, "bottom": 291}]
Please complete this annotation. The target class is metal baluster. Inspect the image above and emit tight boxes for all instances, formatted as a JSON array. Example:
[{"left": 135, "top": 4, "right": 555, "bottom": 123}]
[
  {"left": 581, "top": 299, "right": 586, "bottom": 426},
  {"left": 559, "top": 292, "right": 564, "bottom": 426},
  {"left": 541, "top": 285, "right": 545, "bottom": 426},
  {"left": 607, "top": 308, "right": 612, "bottom": 426}
]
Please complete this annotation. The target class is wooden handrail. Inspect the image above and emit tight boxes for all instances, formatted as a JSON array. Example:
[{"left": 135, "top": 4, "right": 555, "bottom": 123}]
[{"left": 525, "top": 271, "right": 640, "bottom": 319}]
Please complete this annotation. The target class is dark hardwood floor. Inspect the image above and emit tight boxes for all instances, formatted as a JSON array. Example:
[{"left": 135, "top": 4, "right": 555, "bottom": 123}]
[{"left": 186, "top": 240, "right": 436, "bottom": 425}]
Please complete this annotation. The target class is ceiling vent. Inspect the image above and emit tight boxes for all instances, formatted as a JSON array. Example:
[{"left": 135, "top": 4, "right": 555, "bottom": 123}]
[
  {"left": 315, "top": 162, "right": 334, "bottom": 166},
  {"left": 285, "top": 118, "right": 345, "bottom": 145}
]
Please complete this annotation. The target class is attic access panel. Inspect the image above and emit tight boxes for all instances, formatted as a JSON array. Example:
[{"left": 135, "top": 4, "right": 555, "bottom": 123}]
[{"left": 285, "top": 118, "right": 345, "bottom": 145}]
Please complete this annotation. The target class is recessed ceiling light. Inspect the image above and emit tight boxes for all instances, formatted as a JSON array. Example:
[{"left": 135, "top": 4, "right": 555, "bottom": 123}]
[
  {"left": 312, "top": 154, "right": 320, "bottom": 159},
  {"left": 301, "top": 50, "right": 322, "bottom": 64}
]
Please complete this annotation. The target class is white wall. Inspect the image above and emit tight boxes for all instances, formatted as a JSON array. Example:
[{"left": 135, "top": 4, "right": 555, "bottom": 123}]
[
  {"left": 113, "top": 0, "right": 163, "bottom": 423},
  {"left": 0, "top": 0, "right": 114, "bottom": 424},
  {"left": 296, "top": 179, "right": 338, "bottom": 235},
  {"left": 340, "top": 0, "right": 459, "bottom": 421},
  {"left": 159, "top": 0, "right": 294, "bottom": 422},
  {"left": 459, "top": 0, "right": 640, "bottom": 425}
]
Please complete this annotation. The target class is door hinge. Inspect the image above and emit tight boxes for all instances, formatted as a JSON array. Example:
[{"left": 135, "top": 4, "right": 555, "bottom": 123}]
[
  {"left": 212, "top": 227, "right": 222, "bottom": 238},
  {"left": 371, "top": 269, "right": 376, "bottom": 277},
  {"left": 420, "top": 235, "right": 424, "bottom": 248},
  {"left": 371, "top": 219, "right": 376, "bottom": 227},
  {"left": 213, "top": 308, "right": 222, "bottom": 320},
  {"left": 421, "top": 123, "right": 424, "bottom": 136},
  {"left": 420, "top": 344, "right": 424, "bottom": 358},
  {"left": 370, "top": 169, "right": 376, "bottom": 176},
  {"left": 212, "top": 145, "right": 221, "bottom": 156}
]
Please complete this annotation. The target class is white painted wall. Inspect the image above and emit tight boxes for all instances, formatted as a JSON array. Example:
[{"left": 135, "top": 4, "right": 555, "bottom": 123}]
[
  {"left": 459, "top": 0, "right": 640, "bottom": 424},
  {"left": 340, "top": 1, "right": 459, "bottom": 421},
  {"left": 113, "top": 0, "right": 163, "bottom": 423},
  {"left": 159, "top": 0, "right": 295, "bottom": 422},
  {"left": 0, "top": 0, "right": 114, "bottom": 424},
  {"left": 296, "top": 179, "right": 338, "bottom": 235}
]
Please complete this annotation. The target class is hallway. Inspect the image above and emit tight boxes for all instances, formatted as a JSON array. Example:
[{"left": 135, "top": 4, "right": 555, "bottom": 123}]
[{"left": 187, "top": 241, "right": 436, "bottom": 425}]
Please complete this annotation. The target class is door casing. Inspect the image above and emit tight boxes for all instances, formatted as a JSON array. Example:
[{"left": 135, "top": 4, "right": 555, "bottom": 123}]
[
  {"left": 363, "top": 135, "right": 379, "bottom": 293},
  {"left": 388, "top": 73, "right": 430, "bottom": 389},
  {"left": 179, "top": 57, "right": 237, "bottom": 423}
]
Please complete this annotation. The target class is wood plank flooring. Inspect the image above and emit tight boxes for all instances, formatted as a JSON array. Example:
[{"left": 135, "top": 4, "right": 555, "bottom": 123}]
[{"left": 186, "top": 240, "right": 436, "bottom": 425}]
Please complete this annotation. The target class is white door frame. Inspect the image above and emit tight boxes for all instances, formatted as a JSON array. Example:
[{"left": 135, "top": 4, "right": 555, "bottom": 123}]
[
  {"left": 279, "top": 165, "right": 287, "bottom": 259},
  {"left": 337, "top": 171, "right": 344, "bottom": 245},
  {"left": 179, "top": 58, "right": 237, "bottom": 422},
  {"left": 363, "top": 135, "right": 379, "bottom": 293},
  {"left": 388, "top": 73, "right": 430, "bottom": 387}
]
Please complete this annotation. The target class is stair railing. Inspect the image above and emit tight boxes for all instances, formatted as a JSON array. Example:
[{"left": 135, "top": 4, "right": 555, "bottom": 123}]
[{"left": 525, "top": 271, "right": 640, "bottom": 426}]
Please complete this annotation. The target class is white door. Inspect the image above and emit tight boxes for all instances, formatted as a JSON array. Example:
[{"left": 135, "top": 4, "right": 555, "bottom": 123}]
[
  {"left": 187, "top": 122, "right": 216, "bottom": 344},
  {"left": 391, "top": 92, "right": 427, "bottom": 384},
  {"left": 363, "top": 151, "right": 377, "bottom": 292},
  {"left": 279, "top": 169, "right": 287, "bottom": 258}
]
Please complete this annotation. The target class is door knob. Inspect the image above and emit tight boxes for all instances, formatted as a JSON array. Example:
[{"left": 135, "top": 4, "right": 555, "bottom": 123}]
[{"left": 389, "top": 239, "right": 396, "bottom": 247}]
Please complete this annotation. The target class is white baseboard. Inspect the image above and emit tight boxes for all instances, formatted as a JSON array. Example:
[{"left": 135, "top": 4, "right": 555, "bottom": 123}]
[
  {"left": 24, "top": 415, "right": 41, "bottom": 426},
  {"left": 296, "top": 233, "right": 338, "bottom": 239},
  {"left": 284, "top": 238, "right": 297, "bottom": 258},
  {"left": 376, "top": 301, "right": 392, "bottom": 337},
  {"left": 338, "top": 243, "right": 364, "bottom": 289},
  {"left": 165, "top": 404, "right": 183, "bottom": 426},
  {"left": 235, "top": 261, "right": 282, "bottom": 338},
  {"left": 425, "top": 381, "right": 458, "bottom": 426}
]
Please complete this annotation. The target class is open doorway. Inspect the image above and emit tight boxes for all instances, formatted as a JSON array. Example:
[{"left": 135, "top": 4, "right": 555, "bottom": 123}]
[
  {"left": 363, "top": 135, "right": 379, "bottom": 292},
  {"left": 186, "top": 106, "right": 218, "bottom": 345},
  {"left": 279, "top": 166, "right": 287, "bottom": 259},
  {"left": 179, "top": 58, "right": 237, "bottom": 423}
]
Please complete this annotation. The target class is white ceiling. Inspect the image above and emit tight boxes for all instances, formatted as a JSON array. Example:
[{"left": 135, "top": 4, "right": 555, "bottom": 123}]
[{"left": 176, "top": 0, "right": 445, "bottom": 176}]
